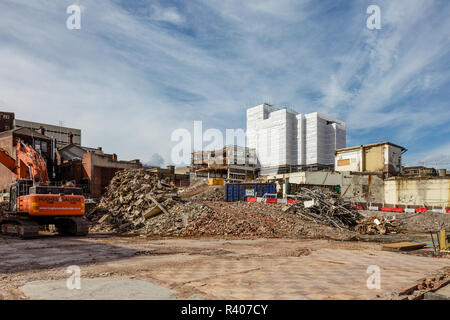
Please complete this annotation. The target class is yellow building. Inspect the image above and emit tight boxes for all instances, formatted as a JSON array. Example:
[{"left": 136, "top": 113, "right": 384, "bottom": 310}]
[{"left": 335, "top": 142, "right": 406, "bottom": 175}]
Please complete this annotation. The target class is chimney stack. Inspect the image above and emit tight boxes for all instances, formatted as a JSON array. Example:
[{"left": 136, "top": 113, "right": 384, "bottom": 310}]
[
  {"left": 68, "top": 132, "right": 73, "bottom": 144},
  {"left": 38, "top": 126, "right": 45, "bottom": 135}
]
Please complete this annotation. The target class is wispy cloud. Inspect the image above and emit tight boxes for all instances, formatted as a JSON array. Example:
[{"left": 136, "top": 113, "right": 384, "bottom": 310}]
[{"left": 149, "top": 5, "right": 184, "bottom": 25}]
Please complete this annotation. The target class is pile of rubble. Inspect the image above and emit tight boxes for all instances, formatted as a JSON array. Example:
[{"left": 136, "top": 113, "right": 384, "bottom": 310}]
[
  {"left": 355, "top": 217, "right": 401, "bottom": 235},
  {"left": 190, "top": 186, "right": 225, "bottom": 201},
  {"left": 88, "top": 171, "right": 395, "bottom": 239},
  {"left": 178, "top": 179, "right": 209, "bottom": 199},
  {"left": 88, "top": 170, "right": 350, "bottom": 239},
  {"left": 289, "top": 187, "right": 362, "bottom": 230},
  {"left": 87, "top": 169, "right": 182, "bottom": 233},
  {"left": 182, "top": 201, "right": 355, "bottom": 240}
]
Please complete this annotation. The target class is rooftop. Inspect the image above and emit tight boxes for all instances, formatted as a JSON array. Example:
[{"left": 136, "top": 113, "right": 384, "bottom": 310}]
[
  {"left": 335, "top": 141, "right": 406, "bottom": 153},
  {"left": 0, "top": 127, "right": 50, "bottom": 140}
]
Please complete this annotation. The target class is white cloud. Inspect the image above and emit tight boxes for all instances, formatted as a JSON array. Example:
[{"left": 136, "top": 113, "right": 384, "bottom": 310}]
[
  {"left": 404, "top": 142, "right": 450, "bottom": 169},
  {"left": 149, "top": 5, "right": 184, "bottom": 25}
]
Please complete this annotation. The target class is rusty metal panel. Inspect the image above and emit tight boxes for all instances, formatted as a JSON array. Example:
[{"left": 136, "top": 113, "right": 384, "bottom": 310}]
[{"left": 337, "top": 159, "right": 350, "bottom": 166}]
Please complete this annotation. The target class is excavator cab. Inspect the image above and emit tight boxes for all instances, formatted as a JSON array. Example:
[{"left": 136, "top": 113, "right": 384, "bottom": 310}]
[{"left": 8, "top": 179, "right": 33, "bottom": 213}]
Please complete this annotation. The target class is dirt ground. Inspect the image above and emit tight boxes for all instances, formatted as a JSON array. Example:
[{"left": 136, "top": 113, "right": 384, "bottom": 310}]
[{"left": 1, "top": 233, "right": 449, "bottom": 300}]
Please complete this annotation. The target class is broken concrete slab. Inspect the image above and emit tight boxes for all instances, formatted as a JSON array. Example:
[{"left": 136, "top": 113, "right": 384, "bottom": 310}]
[{"left": 426, "top": 283, "right": 450, "bottom": 300}]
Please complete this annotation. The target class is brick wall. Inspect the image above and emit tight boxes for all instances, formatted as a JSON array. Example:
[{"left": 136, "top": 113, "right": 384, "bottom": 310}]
[
  {"left": 0, "top": 112, "right": 14, "bottom": 133},
  {"left": 82, "top": 153, "right": 142, "bottom": 198},
  {"left": 0, "top": 135, "right": 15, "bottom": 191}
]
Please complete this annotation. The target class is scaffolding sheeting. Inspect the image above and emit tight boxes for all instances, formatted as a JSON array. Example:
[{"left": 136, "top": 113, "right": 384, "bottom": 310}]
[{"left": 247, "top": 104, "right": 346, "bottom": 168}]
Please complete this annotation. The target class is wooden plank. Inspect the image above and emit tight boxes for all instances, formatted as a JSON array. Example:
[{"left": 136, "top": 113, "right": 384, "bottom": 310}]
[
  {"left": 146, "top": 194, "right": 169, "bottom": 215},
  {"left": 337, "top": 159, "right": 350, "bottom": 166},
  {"left": 144, "top": 205, "right": 162, "bottom": 219},
  {"left": 382, "top": 242, "right": 425, "bottom": 252}
]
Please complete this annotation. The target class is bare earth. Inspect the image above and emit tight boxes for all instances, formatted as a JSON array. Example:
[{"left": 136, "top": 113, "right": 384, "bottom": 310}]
[{"left": 0, "top": 234, "right": 449, "bottom": 300}]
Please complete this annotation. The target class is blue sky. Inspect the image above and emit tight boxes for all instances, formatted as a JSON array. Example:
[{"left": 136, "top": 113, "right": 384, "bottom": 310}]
[{"left": 0, "top": 0, "right": 449, "bottom": 167}]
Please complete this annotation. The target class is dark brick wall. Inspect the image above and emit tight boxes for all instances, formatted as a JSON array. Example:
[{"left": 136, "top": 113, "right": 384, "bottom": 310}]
[{"left": 0, "top": 112, "right": 14, "bottom": 133}]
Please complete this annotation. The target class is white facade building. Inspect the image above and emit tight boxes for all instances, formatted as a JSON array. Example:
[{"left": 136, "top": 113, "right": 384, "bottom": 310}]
[{"left": 247, "top": 104, "right": 346, "bottom": 168}]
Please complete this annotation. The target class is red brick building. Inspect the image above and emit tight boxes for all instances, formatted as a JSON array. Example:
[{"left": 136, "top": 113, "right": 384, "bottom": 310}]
[{"left": 56, "top": 143, "right": 142, "bottom": 198}]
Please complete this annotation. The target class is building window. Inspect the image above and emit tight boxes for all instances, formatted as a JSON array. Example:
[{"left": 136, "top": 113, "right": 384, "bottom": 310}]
[
  {"left": 2, "top": 115, "right": 10, "bottom": 120},
  {"left": 4, "top": 125, "right": 9, "bottom": 130}
]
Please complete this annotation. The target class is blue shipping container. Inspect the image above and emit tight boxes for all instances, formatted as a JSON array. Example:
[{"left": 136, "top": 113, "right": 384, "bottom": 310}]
[{"left": 225, "top": 182, "right": 276, "bottom": 202}]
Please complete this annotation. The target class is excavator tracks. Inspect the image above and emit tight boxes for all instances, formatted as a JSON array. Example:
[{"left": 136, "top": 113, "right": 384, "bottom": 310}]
[
  {"left": 0, "top": 217, "right": 40, "bottom": 239},
  {"left": 0, "top": 216, "right": 90, "bottom": 238},
  {"left": 54, "top": 217, "right": 90, "bottom": 236}
]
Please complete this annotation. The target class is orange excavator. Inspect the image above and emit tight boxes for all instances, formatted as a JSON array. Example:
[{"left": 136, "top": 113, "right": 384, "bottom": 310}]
[{"left": 0, "top": 140, "right": 89, "bottom": 238}]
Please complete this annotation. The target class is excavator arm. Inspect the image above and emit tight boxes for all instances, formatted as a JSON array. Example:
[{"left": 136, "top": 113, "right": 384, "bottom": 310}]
[
  {"left": 0, "top": 140, "right": 49, "bottom": 183},
  {"left": 0, "top": 147, "right": 18, "bottom": 175},
  {"left": 15, "top": 141, "right": 49, "bottom": 183}
]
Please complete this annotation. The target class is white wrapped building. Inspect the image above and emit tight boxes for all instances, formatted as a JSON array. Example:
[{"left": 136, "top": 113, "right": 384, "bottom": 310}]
[{"left": 246, "top": 104, "right": 346, "bottom": 171}]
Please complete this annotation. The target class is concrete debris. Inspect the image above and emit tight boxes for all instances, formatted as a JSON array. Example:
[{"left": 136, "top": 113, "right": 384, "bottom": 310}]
[
  {"left": 178, "top": 179, "right": 209, "bottom": 199},
  {"left": 88, "top": 172, "right": 406, "bottom": 239},
  {"left": 87, "top": 171, "right": 355, "bottom": 240},
  {"left": 178, "top": 201, "right": 352, "bottom": 239},
  {"left": 355, "top": 217, "right": 401, "bottom": 235},
  {"left": 379, "top": 267, "right": 450, "bottom": 300},
  {"left": 87, "top": 169, "right": 181, "bottom": 233},
  {"left": 190, "top": 186, "right": 225, "bottom": 201},
  {"left": 359, "top": 210, "right": 450, "bottom": 233}
]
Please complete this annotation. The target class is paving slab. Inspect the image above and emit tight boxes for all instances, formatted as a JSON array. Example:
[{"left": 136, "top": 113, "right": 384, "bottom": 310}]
[
  {"left": 147, "top": 248, "right": 450, "bottom": 299},
  {"left": 19, "top": 278, "right": 176, "bottom": 300},
  {"left": 1, "top": 237, "right": 448, "bottom": 300}
]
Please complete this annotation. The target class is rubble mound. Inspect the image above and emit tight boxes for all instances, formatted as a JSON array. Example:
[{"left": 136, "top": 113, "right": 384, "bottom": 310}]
[
  {"left": 180, "top": 202, "right": 280, "bottom": 237},
  {"left": 178, "top": 179, "right": 209, "bottom": 199},
  {"left": 88, "top": 171, "right": 374, "bottom": 240},
  {"left": 182, "top": 201, "right": 355, "bottom": 240},
  {"left": 355, "top": 217, "right": 401, "bottom": 235},
  {"left": 87, "top": 169, "right": 180, "bottom": 232},
  {"left": 190, "top": 186, "right": 225, "bottom": 201}
]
